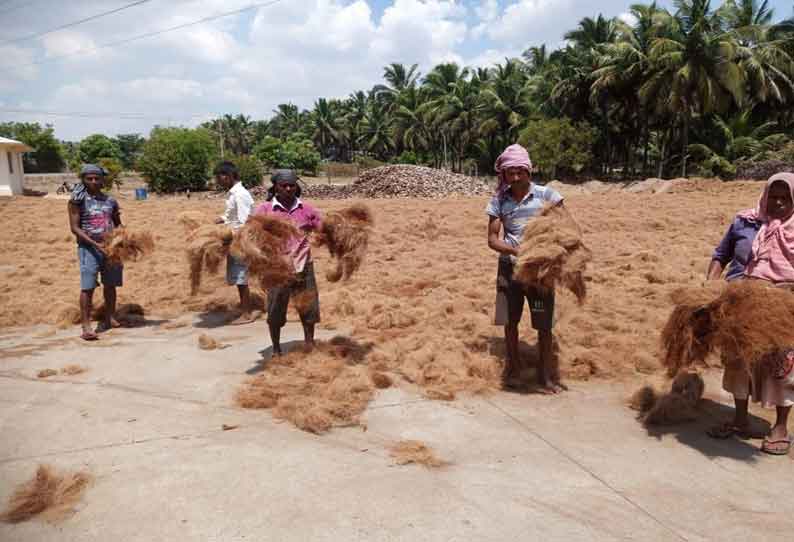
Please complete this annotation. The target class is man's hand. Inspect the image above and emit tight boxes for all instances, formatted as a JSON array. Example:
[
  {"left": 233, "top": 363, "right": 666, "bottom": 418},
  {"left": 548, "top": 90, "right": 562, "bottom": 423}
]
[{"left": 215, "top": 217, "right": 225, "bottom": 225}]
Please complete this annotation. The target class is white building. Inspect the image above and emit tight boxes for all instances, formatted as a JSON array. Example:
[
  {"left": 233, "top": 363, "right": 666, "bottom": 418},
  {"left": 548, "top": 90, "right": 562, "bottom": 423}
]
[{"left": 0, "top": 136, "right": 32, "bottom": 197}]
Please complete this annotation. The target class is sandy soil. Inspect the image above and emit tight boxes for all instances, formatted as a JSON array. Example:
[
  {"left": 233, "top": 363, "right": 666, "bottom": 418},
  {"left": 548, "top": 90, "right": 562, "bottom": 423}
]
[{"left": 0, "top": 179, "right": 764, "bottom": 385}]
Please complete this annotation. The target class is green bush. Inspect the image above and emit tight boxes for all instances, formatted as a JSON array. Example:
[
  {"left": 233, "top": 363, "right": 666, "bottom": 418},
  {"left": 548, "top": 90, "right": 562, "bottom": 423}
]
[
  {"left": 253, "top": 136, "right": 321, "bottom": 174},
  {"left": 228, "top": 154, "right": 264, "bottom": 189},
  {"left": 694, "top": 155, "right": 736, "bottom": 178},
  {"left": 137, "top": 127, "right": 215, "bottom": 192},
  {"left": 114, "top": 134, "right": 145, "bottom": 169},
  {"left": 78, "top": 134, "right": 122, "bottom": 164},
  {"left": 354, "top": 155, "right": 386, "bottom": 170},
  {"left": 0, "top": 121, "right": 65, "bottom": 172},
  {"left": 97, "top": 157, "right": 123, "bottom": 190},
  {"left": 393, "top": 150, "right": 419, "bottom": 165},
  {"left": 519, "top": 118, "right": 595, "bottom": 179}
]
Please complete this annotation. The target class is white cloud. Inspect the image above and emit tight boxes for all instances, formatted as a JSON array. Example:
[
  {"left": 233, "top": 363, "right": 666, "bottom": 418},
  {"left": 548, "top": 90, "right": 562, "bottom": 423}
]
[
  {"left": 369, "top": 0, "right": 467, "bottom": 64},
  {"left": 0, "top": 44, "right": 39, "bottom": 91},
  {"left": 3, "top": 0, "right": 640, "bottom": 139},
  {"left": 485, "top": 1, "right": 576, "bottom": 46},
  {"left": 120, "top": 78, "right": 204, "bottom": 102},
  {"left": 618, "top": 11, "right": 638, "bottom": 27},
  {"left": 41, "top": 30, "right": 115, "bottom": 64},
  {"left": 464, "top": 47, "right": 522, "bottom": 70}
]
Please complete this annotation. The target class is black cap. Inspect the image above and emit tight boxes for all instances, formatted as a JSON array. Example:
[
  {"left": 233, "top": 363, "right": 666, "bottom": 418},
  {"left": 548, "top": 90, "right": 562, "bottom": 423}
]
[{"left": 270, "top": 169, "right": 298, "bottom": 184}]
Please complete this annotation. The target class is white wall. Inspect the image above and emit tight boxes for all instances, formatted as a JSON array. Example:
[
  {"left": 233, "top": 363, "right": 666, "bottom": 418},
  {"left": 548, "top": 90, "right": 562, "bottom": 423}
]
[{"left": 0, "top": 149, "right": 25, "bottom": 196}]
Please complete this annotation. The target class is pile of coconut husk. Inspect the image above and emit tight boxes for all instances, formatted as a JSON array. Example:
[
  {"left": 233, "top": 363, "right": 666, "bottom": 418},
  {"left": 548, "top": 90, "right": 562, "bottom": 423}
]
[
  {"left": 661, "top": 280, "right": 794, "bottom": 376},
  {"left": 315, "top": 204, "right": 374, "bottom": 282},
  {"left": 102, "top": 228, "right": 155, "bottom": 266},
  {"left": 514, "top": 204, "right": 591, "bottom": 302},
  {"left": 0, "top": 465, "right": 91, "bottom": 523},
  {"left": 297, "top": 165, "right": 493, "bottom": 199},
  {"left": 630, "top": 372, "right": 705, "bottom": 426},
  {"left": 230, "top": 214, "right": 299, "bottom": 290}
]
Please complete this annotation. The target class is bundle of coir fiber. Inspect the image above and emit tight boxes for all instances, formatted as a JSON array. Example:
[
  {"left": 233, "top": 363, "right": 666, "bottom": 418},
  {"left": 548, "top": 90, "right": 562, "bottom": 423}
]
[
  {"left": 513, "top": 204, "right": 591, "bottom": 302},
  {"left": 236, "top": 337, "right": 375, "bottom": 434},
  {"left": 177, "top": 211, "right": 205, "bottom": 233},
  {"left": 661, "top": 280, "right": 794, "bottom": 376},
  {"left": 185, "top": 224, "right": 234, "bottom": 295},
  {"left": 230, "top": 214, "right": 299, "bottom": 290},
  {"left": 630, "top": 372, "right": 705, "bottom": 426},
  {"left": 102, "top": 228, "right": 155, "bottom": 266},
  {"left": 315, "top": 204, "right": 374, "bottom": 282},
  {"left": 0, "top": 464, "right": 91, "bottom": 523}
]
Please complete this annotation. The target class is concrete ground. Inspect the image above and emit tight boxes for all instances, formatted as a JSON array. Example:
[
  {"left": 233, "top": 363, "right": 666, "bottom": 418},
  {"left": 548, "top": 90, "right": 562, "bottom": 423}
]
[{"left": 0, "top": 317, "right": 792, "bottom": 542}]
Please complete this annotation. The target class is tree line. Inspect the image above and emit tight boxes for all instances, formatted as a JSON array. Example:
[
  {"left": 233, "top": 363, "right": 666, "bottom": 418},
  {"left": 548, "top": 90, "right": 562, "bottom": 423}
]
[{"left": 4, "top": 1, "right": 794, "bottom": 189}]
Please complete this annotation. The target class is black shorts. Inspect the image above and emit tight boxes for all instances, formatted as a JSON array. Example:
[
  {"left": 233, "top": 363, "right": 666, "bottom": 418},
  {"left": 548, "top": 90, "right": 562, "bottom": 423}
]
[
  {"left": 494, "top": 259, "right": 554, "bottom": 330},
  {"left": 266, "top": 261, "right": 320, "bottom": 328}
]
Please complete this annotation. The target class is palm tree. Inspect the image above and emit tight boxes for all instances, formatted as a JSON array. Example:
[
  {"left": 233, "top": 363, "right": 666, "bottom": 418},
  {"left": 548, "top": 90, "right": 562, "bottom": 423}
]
[
  {"left": 564, "top": 14, "right": 620, "bottom": 49},
  {"left": 271, "top": 103, "right": 303, "bottom": 138},
  {"left": 591, "top": 3, "right": 664, "bottom": 174},
  {"left": 479, "top": 59, "right": 531, "bottom": 168},
  {"left": 689, "top": 109, "right": 779, "bottom": 165},
  {"left": 359, "top": 102, "right": 394, "bottom": 160},
  {"left": 642, "top": 0, "right": 744, "bottom": 176},
  {"left": 310, "top": 98, "right": 342, "bottom": 159}
]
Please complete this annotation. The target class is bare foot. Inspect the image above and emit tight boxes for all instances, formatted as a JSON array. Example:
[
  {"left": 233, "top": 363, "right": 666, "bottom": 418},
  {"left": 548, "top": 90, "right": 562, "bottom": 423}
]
[
  {"left": 552, "top": 381, "right": 568, "bottom": 392},
  {"left": 537, "top": 384, "right": 560, "bottom": 395},
  {"left": 228, "top": 312, "right": 255, "bottom": 326}
]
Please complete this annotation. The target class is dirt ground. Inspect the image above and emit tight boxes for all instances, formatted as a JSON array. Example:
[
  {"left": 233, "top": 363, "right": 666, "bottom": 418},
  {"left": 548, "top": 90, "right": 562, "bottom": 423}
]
[{"left": 0, "top": 178, "right": 764, "bottom": 385}]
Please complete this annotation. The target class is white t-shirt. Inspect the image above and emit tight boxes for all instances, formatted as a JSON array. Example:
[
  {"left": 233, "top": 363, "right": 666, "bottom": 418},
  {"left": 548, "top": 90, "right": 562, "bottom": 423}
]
[{"left": 221, "top": 182, "right": 254, "bottom": 230}]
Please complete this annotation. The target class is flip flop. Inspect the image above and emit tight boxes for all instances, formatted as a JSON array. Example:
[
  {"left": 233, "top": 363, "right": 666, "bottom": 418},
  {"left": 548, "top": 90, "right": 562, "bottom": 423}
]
[
  {"left": 706, "top": 423, "right": 749, "bottom": 439},
  {"left": 80, "top": 330, "right": 98, "bottom": 341},
  {"left": 761, "top": 437, "right": 792, "bottom": 456}
]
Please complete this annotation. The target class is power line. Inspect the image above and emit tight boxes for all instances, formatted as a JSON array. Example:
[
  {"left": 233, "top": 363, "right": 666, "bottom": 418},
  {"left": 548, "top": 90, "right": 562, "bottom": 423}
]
[
  {"left": 0, "top": 107, "right": 216, "bottom": 121},
  {"left": 0, "top": 0, "right": 153, "bottom": 47},
  {"left": 8, "top": 0, "right": 284, "bottom": 70}
]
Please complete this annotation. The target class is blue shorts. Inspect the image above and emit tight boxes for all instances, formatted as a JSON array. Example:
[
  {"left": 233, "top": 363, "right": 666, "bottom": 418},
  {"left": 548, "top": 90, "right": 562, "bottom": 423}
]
[
  {"left": 78, "top": 245, "right": 123, "bottom": 290},
  {"left": 226, "top": 254, "right": 248, "bottom": 286}
]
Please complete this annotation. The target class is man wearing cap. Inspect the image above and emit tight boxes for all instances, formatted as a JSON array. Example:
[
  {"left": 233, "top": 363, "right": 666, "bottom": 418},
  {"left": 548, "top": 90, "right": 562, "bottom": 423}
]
[
  {"left": 68, "top": 164, "right": 122, "bottom": 340},
  {"left": 486, "top": 143, "right": 567, "bottom": 393},
  {"left": 253, "top": 169, "right": 322, "bottom": 355},
  {"left": 214, "top": 160, "right": 256, "bottom": 324}
]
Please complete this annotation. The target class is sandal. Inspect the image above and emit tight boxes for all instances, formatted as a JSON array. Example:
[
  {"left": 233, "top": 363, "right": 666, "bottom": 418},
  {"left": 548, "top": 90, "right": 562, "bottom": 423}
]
[
  {"left": 761, "top": 437, "right": 792, "bottom": 456},
  {"left": 706, "top": 422, "right": 749, "bottom": 439}
]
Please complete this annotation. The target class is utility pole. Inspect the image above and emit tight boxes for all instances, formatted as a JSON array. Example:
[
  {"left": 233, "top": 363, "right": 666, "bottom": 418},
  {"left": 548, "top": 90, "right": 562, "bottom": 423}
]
[{"left": 219, "top": 120, "right": 225, "bottom": 158}]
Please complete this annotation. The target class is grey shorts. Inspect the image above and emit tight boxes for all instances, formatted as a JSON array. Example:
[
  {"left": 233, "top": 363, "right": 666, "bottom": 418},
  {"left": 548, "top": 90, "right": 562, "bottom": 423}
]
[
  {"left": 494, "top": 259, "right": 554, "bottom": 330},
  {"left": 267, "top": 261, "right": 320, "bottom": 328},
  {"left": 226, "top": 254, "right": 248, "bottom": 286},
  {"left": 78, "top": 244, "right": 123, "bottom": 290}
]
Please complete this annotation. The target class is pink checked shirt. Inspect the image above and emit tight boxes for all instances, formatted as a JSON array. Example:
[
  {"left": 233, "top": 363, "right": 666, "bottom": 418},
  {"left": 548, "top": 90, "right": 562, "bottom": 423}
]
[{"left": 254, "top": 197, "right": 322, "bottom": 273}]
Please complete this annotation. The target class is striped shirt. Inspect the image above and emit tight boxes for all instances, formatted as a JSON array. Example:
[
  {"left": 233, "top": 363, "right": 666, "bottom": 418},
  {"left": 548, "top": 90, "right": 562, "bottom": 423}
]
[{"left": 486, "top": 184, "right": 563, "bottom": 262}]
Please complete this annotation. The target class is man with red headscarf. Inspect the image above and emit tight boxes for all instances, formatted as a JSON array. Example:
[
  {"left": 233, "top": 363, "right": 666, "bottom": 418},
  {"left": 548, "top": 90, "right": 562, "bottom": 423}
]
[{"left": 486, "top": 143, "right": 569, "bottom": 393}]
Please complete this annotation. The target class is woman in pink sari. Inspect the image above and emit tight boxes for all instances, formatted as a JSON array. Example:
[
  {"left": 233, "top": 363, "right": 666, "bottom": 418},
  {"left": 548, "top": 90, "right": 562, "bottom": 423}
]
[{"left": 707, "top": 173, "right": 794, "bottom": 455}]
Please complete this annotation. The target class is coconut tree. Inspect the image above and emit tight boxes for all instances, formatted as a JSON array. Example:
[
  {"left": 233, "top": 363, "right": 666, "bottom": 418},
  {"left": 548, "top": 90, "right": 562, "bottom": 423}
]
[
  {"left": 359, "top": 102, "right": 394, "bottom": 161},
  {"left": 642, "top": 0, "right": 744, "bottom": 176},
  {"left": 310, "top": 98, "right": 343, "bottom": 159}
]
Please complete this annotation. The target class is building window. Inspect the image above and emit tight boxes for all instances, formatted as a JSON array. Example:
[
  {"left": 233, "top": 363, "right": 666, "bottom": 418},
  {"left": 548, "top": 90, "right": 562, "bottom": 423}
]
[{"left": 7, "top": 152, "right": 13, "bottom": 174}]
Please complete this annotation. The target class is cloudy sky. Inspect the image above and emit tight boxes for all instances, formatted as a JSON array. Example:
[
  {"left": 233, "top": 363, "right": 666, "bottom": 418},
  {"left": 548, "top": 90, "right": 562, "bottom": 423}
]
[{"left": 1, "top": 0, "right": 791, "bottom": 140}]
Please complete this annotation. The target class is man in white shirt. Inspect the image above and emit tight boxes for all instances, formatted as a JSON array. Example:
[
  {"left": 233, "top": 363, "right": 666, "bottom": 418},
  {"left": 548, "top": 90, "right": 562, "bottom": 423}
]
[{"left": 214, "top": 161, "right": 256, "bottom": 324}]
